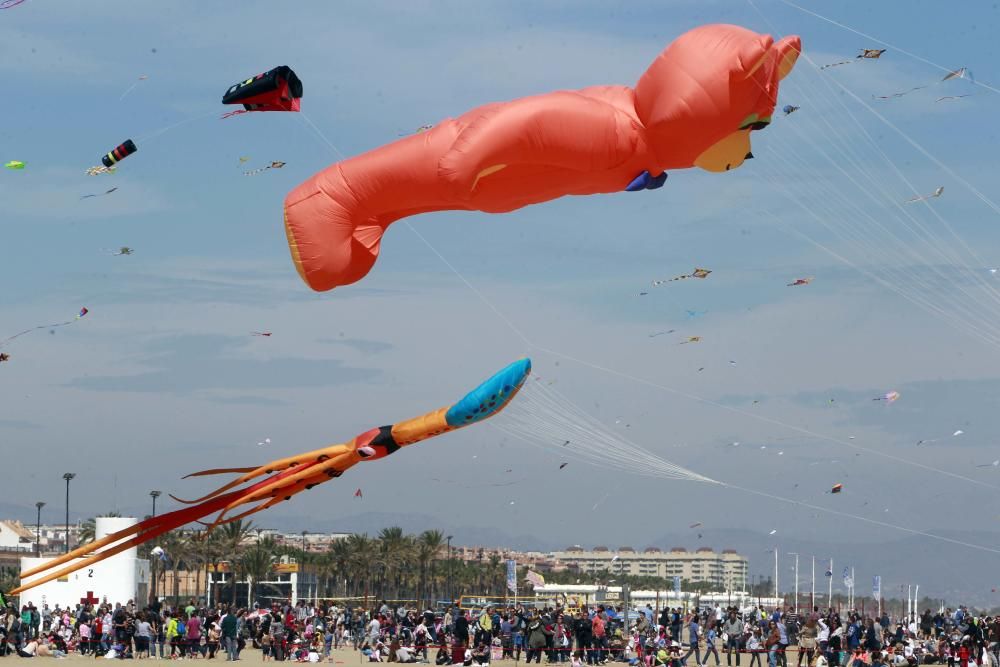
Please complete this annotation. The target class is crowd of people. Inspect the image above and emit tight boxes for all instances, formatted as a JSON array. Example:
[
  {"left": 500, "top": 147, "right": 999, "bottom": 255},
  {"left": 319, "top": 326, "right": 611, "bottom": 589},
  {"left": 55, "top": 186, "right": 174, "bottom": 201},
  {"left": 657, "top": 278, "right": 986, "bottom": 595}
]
[{"left": 1, "top": 597, "right": 998, "bottom": 667}]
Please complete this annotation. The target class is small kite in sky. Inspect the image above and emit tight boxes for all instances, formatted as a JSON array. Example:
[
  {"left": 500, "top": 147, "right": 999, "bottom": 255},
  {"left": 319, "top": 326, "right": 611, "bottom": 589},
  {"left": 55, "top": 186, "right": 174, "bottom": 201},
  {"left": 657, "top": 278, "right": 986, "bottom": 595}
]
[
  {"left": 787, "top": 277, "right": 813, "bottom": 287},
  {"left": 680, "top": 336, "right": 701, "bottom": 345},
  {"left": 119, "top": 75, "right": 149, "bottom": 101},
  {"left": 257, "top": 438, "right": 271, "bottom": 447},
  {"left": 251, "top": 331, "right": 272, "bottom": 337},
  {"left": 243, "top": 161, "right": 286, "bottom": 176},
  {"left": 831, "top": 483, "right": 843, "bottom": 494},
  {"left": 221, "top": 65, "right": 301, "bottom": 118},
  {"left": 917, "top": 429, "right": 964, "bottom": 446},
  {"left": 904, "top": 186, "right": 944, "bottom": 204},
  {"left": 101, "top": 140, "right": 138, "bottom": 169},
  {"left": 873, "top": 390, "right": 900, "bottom": 403},
  {"left": 652, "top": 267, "right": 711, "bottom": 286},
  {"left": 976, "top": 459, "right": 1000, "bottom": 468},
  {"left": 354, "top": 488, "right": 363, "bottom": 499},
  {"left": 4, "top": 160, "right": 25, "bottom": 170},
  {"left": 399, "top": 124, "right": 434, "bottom": 136},
  {"left": 769, "top": 529, "right": 777, "bottom": 535},
  {"left": 689, "top": 522, "right": 703, "bottom": 529},
  {"left": 82, "top": 187, "right": 119, "bottom": 200},
  {"left": 0, "top": 353, "right": 10, "bottom": 363},
  {"left": 820, "top": 48, "right": 886, "bottom": 70},
  {"left": 782, "top": 105, "right": 800, "bottom": 116},
  {"left": 1, "top": 307, "right": 89, "bottom": 349},
  {"left": 876, "top": 67, "right": 973, "bottom": 101},
  {"left": 103, "top": 246, "right": 133, "bottom": 256},
  {"left": 559, "top": 462, "right": 568, "bottom": 470}
]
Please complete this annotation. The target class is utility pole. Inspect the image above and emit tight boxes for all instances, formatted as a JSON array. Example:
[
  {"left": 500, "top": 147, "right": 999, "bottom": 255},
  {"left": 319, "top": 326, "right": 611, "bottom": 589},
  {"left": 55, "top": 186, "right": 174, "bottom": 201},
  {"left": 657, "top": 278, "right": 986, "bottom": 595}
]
[
  {"left": 62, "top": 473, "right": 75, "bottom": 554},
  {"left": 773, "top": 548, "right": 779, "bottom": 603},
  {"left": 35, "top": 502, "right": 45, "bottom": 556},
  {"left": 149, "top": 490, "right": 162, "bottom": 604},
  {"left": 447, "top": 535, "right": 454, "bottom": 604},
  {"left": 788, "top": 553, "right": 799, "bottom": 614},
  {"left": 828, "top": 558, "right": 833, "bottom": 610},
  {"left": 810, "top": 556, "right": 815, "bottom": 610}
]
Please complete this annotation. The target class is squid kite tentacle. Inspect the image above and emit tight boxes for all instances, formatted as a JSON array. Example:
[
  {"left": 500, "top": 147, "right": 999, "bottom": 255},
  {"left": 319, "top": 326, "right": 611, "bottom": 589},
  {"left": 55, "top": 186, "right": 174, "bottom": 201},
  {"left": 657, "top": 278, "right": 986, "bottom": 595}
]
[{"left": 8, "top": 358, "right": 531, "bottom": 597}]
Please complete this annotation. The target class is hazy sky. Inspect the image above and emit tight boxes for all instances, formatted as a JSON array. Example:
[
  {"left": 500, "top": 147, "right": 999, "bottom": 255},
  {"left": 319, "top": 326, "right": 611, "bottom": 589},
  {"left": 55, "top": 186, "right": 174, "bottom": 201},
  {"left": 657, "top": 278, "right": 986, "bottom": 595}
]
[{"left": 2, "top": 1, "right": 1000, "bottom": 598}]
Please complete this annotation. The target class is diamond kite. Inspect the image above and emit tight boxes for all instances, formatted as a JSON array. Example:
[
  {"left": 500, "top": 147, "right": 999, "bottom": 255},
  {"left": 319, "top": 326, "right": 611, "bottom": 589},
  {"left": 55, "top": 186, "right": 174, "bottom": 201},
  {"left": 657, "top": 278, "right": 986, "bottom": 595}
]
[{"left": 652, "top": 268, "right": 712, "bottom": 287}]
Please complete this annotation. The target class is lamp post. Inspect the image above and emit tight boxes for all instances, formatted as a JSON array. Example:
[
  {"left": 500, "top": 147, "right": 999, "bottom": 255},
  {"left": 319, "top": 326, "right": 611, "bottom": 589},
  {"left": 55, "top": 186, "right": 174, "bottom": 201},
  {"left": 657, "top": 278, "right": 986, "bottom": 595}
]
[
  {"left": 62, "top": 473, "right": 75, "bottom": 554},
  {"left": 788, "top": 553, "right": 799, "bottom": 614},
  {"left": 150, "top": 490, "right": 161, "bottom": 517},
  {"left": 149, "top": 491, "right": 162, "bottom": 604},
  {"left": 447, "top": 535, "right": 454, "bottom": 604},
  {"left": 34, "top": 502, "right": 45, "bottom": 556}
]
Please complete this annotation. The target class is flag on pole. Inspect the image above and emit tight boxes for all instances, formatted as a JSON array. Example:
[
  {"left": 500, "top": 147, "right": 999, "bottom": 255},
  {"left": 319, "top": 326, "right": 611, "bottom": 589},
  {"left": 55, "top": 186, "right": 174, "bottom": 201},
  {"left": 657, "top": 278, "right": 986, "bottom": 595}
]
[
  {"left": 506, "top": 560, "right": 517, "bottom": 593},
  {"left": 842, "top": 567, "right": 853, "bottom": 589},
  {"left": 825, "top": 560, "right": 833, "bottom": 577},
  {"left": 673, "top": 576, "right": 681, "bottom": 594},
  {"left": 873, "top": 575, "right": 881, "bottom": 601}
]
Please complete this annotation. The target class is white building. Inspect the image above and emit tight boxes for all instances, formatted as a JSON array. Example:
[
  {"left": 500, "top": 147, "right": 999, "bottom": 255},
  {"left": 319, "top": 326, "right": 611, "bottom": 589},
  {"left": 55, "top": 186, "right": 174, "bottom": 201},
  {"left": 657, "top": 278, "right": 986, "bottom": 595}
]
[
  {"left": 19, "top": 517, "right": 150, "bottom": 609},
  {"left": 0, "top": 520, "right": 36, "bottom": 551},
  {"left": 551, "top": 546, "right": 749, "bottom": 590}
]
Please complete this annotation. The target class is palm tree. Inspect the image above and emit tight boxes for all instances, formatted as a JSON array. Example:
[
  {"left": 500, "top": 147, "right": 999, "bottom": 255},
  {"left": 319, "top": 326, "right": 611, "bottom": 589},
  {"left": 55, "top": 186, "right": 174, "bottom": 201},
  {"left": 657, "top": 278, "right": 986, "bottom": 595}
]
[
  {"left": 416, "top": 530, "right": 445, "bottom": 606},
  {"left": 217, "top": 520, "right": 255, "bottom": 604},
  {"left": 239, "top": 541, "right": 276, "bottom": 606},
  {"left": 345, "top": 533, "right": 377, "bottom": 601},
  {"left": 328, "top": 539, "right": 351, "bottom": 597},
  {"left": 77, "top": 512, "right": 122, "bottom": 545},
  {"left": 378, "top": 527, "right": 416, "bottom": 600}
]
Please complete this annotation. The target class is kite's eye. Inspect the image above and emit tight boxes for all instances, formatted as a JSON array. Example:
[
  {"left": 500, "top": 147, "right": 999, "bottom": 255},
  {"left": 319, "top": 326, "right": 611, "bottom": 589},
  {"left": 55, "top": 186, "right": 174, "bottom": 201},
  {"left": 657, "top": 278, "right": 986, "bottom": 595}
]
[
  {"left": 739, "top": 120, "right": 770, "bottom": 131},
  {"left": 358, "top": 446, "right": 376, "bottom": 458}
]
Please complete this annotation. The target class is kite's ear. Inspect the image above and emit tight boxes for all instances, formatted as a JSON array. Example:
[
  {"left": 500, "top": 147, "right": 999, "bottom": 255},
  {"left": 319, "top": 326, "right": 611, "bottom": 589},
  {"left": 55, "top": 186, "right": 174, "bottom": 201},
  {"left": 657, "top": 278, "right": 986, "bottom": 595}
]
[{"left": 774, "top": 35, "right": 802, "bottom": 80}]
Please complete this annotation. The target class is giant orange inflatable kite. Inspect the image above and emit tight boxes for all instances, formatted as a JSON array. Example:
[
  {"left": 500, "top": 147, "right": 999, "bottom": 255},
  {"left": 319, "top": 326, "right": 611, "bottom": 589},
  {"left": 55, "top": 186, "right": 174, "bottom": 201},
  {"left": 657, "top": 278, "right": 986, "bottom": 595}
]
[{"left": 284, "top": 24, "right": 801, "bottom": 292}]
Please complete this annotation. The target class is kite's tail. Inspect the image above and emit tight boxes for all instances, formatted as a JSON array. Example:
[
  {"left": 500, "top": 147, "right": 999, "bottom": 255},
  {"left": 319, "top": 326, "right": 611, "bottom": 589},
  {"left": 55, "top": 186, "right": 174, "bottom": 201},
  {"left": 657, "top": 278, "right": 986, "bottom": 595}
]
[{"left": 10, "top": 490, "right": 245, "bottom": 595}]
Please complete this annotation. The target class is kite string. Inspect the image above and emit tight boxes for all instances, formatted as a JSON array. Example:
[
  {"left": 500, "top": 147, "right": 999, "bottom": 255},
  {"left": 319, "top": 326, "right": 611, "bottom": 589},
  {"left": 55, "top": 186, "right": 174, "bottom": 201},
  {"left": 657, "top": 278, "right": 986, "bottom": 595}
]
[
  {"left": 773, "top": 0, "right": 1000, "bottom": 96},
  {"left": 135, "top": 108, "right": 219, "bottom": 144},
  {"left": 747, "top": 0, "right": 1000, "bottom": 334},
  {"left": 720, "top": 481, "right": 1000, "bottom": 555},
  {"left": 501, "top": 382, "right": 1000, "bottom": 556}
]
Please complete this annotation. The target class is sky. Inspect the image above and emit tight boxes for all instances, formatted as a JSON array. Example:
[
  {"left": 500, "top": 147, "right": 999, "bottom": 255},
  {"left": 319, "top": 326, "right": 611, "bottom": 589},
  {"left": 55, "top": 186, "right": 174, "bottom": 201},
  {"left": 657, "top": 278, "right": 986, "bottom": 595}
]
[{"left": 2, "top": 1, "right": 1000, "bottom": 601}]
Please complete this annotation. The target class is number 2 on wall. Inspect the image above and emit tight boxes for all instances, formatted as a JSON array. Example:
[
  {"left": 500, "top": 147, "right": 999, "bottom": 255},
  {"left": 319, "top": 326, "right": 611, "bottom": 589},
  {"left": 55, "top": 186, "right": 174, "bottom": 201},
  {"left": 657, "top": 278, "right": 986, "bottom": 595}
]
[{"left": 88, "top": 569, "right": 94, "bottom": 578}]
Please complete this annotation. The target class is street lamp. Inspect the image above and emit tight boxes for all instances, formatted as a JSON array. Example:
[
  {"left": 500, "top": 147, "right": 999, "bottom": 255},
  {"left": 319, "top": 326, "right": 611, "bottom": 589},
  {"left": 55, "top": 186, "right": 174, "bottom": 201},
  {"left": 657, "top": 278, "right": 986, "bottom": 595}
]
[
  {"left": 447, "top": 535, "right": 454, "bottom": 604},
  {"left": 62, "top": 473, "right": 75, "bottom": 554},
  {"left": 34, "top": 502, "right": 45, "bottom": 556},
  {"left": 149, "top": 491, "right": 162, "bottom": 605}
]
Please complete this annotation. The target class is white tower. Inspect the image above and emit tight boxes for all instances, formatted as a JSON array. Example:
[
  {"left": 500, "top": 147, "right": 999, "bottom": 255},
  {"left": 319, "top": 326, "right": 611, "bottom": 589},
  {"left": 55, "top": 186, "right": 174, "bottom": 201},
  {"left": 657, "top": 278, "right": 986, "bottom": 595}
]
[{"left": 19, "top": 517, "right": 150, "bottom": 609}]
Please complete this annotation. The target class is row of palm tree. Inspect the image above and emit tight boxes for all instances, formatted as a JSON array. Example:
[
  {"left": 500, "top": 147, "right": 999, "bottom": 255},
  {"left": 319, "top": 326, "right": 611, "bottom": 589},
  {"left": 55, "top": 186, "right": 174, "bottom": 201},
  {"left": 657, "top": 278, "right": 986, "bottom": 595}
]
[{"left": 61, "top": 516, "right": 718, "bottom": 607}]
